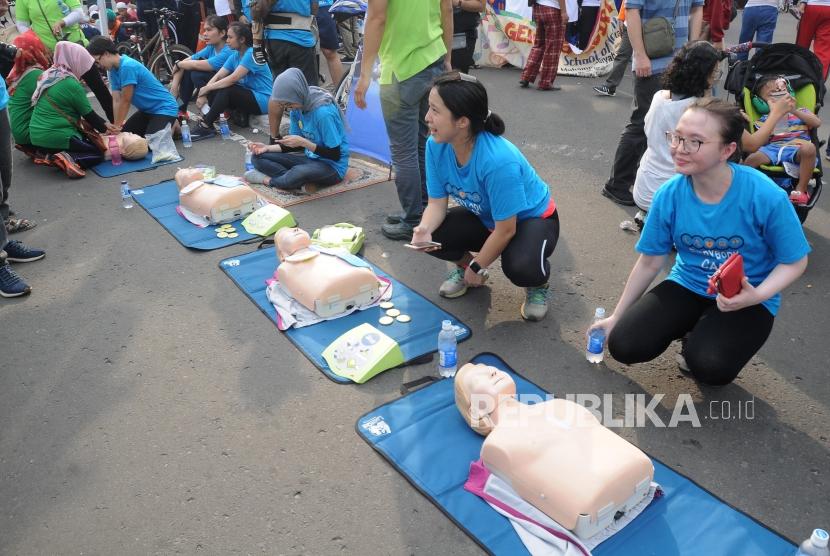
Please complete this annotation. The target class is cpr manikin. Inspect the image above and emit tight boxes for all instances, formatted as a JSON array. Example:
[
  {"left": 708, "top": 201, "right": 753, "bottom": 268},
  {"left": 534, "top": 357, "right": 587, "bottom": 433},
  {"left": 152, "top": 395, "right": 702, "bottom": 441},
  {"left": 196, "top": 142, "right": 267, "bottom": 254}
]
[
  {"left": 104, "top": 132, "right": 148, "bottom": 161},
  {"left": 274, "top": 227, "right": 382, "bottom": 318},
  {"left": 173, "top": 167, "right": 260, "bottom": 226},
  {"left": 455, "top": 364, "right": 655, "bottom": 540}
]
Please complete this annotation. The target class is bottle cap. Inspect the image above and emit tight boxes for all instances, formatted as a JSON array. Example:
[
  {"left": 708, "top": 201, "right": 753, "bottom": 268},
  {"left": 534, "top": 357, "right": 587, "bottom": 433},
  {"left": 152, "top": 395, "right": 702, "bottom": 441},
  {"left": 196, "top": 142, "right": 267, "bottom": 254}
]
[
  {"left": 442, "top": 319, "right": 452, "bottom": 330},
  {"left": 812, "top": 529, "right": 829, "bottom": 548},
  {"left": 595, "top": 307, "right": 606, "bottom": 318}
]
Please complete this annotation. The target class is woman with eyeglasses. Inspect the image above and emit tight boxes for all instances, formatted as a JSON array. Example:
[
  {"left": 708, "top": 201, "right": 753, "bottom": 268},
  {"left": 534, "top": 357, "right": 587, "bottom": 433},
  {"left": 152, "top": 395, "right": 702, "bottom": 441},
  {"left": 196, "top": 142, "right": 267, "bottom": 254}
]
[
  {"left": 410, "top": 72, "right": 559, "bottom": 322},
  {"left": 632, "top": 41, "right": 722, "bottom": 219},
  {"left": 589, "top": 98, "right": 809, "bottom": 387}
]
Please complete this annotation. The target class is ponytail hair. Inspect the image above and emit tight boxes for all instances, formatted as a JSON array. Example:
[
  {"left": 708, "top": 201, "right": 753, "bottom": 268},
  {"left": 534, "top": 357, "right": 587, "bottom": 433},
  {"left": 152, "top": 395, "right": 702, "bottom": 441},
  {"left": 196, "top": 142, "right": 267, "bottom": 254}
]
[{"left": 433, "top": 71, "right": 506, "bottom": 137}]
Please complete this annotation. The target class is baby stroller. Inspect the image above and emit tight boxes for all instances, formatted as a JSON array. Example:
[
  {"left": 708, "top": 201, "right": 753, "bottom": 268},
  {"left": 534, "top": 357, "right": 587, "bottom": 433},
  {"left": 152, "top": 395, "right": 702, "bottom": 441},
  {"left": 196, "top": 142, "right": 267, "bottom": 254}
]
[{"left": 724, "top": 43, "right": 825, "bottom": 223}]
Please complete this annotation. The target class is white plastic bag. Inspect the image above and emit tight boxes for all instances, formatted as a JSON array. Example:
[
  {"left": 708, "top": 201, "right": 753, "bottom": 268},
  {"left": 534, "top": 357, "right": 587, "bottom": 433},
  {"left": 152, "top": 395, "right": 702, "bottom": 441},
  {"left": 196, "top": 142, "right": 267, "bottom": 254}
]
[{"left": 146, "top": 123, "right": 181, "bottom": 164}]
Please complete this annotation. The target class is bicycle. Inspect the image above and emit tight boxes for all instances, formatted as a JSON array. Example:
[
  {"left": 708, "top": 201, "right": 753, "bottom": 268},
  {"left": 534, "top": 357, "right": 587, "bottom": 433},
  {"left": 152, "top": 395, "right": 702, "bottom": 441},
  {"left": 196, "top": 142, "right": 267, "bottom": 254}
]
[{"left": 116, "top": 8, "right": 192, "bottom": 85}]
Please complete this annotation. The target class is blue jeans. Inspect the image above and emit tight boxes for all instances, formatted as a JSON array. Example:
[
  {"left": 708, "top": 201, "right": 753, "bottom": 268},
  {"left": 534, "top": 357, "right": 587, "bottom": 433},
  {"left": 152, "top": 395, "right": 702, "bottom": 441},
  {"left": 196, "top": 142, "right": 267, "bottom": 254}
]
[
  {"left": 252, "top": 152, "right": 341, "bottom": 190},
  {"left": 737, "top": 5, "right": 778, "bottom": 61},
  {"left": 379, "top": 59, "right": 445, "bottom": 225}
]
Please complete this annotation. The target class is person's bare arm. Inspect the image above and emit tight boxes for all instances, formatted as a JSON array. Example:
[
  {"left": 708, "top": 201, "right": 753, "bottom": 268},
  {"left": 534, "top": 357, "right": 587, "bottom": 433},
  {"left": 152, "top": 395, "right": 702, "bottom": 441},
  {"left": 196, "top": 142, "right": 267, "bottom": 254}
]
[
  {"left": 440, "top": 0, "right": 453, "bottom": 70},
  {"left": 625, "top": 9, "right": 651, "bottom": 77},
  {"left": 115, "top": 84, "right": 133, "bottom": 127},
  {"left": 688, "top": 5, "right": 703, "bottom": 43},
  {"left": 354, "top": 0, "right": 387, "bottom": 109}
]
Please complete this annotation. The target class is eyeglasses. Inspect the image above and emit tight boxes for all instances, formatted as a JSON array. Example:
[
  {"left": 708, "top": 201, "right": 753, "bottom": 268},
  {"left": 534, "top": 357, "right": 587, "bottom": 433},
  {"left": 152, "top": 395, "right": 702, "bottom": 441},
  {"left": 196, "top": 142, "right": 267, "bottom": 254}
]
[
  {"left": 434, "top": 71, "right": 479, "bottom": 85},
  {"left": 665, "top": 131, "right": 718, "bottom": 153}
]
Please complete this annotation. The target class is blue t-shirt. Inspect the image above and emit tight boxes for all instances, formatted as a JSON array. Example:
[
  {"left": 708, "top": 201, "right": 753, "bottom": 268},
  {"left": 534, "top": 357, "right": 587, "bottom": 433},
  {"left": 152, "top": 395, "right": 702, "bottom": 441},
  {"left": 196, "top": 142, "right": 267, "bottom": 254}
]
[
  {"left": 110, "top": 55, "right": 178, "bottom": 117},
  {"left": 636, "top": 163, "right": 810, "bottom": 315},
  {"left": 626, "top": 0, "right": 704, "bottom": 74},
  {"left": 192, "top": 43, "right": 233, "bottom": 71},
  {"left": 0, "top": 78, "right": 8, "bottom": 110},
  {"left": 425, "top": 133, "right": 551, "bottom": 230},
  {"left": 288, "top": 103, "right": 350, "bottom": 178},
  {"left": 266, "top": 0, "right": 315, "bottom": 46},
  {"left": 222, "top": 48, "right": 274, "bottom": 114}
]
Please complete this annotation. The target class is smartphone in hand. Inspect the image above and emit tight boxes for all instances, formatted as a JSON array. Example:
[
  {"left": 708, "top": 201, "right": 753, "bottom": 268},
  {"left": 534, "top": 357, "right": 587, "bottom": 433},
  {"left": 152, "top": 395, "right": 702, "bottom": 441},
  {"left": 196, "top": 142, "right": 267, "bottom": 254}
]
[{"left": 404, "top": 241, "right": 442, "bottom": 250}]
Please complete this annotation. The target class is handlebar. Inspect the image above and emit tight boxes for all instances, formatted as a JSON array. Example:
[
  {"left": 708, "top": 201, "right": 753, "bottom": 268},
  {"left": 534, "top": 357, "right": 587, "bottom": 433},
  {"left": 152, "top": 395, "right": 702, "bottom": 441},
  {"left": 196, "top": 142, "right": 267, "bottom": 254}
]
[
  {"left": 120, "top": 21, "right": 147, "bottom": 29},
  {"left": 146, "top": 8, "right": 181, "bottom": 18}
]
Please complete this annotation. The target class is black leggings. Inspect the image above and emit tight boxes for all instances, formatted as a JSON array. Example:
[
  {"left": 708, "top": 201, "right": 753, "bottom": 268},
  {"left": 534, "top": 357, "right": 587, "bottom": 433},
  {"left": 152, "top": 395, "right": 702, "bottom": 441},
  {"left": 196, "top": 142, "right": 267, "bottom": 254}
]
[
  {"left": 81, "top": 67, "right": 114, "bottom": 123},
  {"left": 122, "top": 111, "right": 177, "bottom": 137},
  {"left": 608, "top": 280, "right": 775, "bottom": 386},
  {"left": 429, "top": 206, "right": 560, "bottom": 288},
  {"left": 179, "top": 69, "right": 214, "bottom": 109},
  {"left": 204, "top": 85, "right": 263, "bottom": 126},
  {"left": 43, "top": 136, "right": 104, "bottom": 168},
  {"left": 577, "top": 6, "right": 600, "bottom": 50}
]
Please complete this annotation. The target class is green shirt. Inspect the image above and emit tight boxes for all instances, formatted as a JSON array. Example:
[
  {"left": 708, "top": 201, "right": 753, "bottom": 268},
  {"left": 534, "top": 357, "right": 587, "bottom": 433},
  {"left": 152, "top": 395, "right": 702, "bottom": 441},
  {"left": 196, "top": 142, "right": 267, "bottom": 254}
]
[
  {"left": 378, "top": 0, "right": 447, "bottom": 85},
  {"left": 16, "top": 0, "right": 87, "bottom": 51},
  {"left": 29, "top": 77, "right": 92, "bottom": 150},
  {"left": 8, "top": 69, "right": 43, "bottom": 145}
]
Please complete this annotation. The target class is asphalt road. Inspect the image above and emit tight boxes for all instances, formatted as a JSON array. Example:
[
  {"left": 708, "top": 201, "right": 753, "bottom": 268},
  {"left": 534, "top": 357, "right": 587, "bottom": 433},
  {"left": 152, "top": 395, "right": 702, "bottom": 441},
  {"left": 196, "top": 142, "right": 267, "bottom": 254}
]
[{"left": 1, "top": 12, "right": 828, "bottom": 556}]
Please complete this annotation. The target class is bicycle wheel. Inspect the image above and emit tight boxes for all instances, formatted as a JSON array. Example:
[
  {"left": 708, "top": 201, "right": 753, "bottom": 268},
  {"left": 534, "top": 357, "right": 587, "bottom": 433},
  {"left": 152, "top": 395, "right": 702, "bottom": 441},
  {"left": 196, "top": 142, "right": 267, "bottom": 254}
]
[
  {"left": 149, "top": 44, "right": 192, "bottom": 85},
  {"left": 116, "top": 41, "right": 140, "bottom": 61}
]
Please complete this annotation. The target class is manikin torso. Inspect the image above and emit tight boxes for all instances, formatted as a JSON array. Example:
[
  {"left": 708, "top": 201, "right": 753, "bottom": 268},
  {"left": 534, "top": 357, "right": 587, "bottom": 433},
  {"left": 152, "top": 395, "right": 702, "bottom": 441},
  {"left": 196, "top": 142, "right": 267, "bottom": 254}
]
[
  {"left": 457, "top": 364, "right": 654, "bottom": 532},
  {"left": 276, "top": 227, "right": 380, "bottom": 316}
]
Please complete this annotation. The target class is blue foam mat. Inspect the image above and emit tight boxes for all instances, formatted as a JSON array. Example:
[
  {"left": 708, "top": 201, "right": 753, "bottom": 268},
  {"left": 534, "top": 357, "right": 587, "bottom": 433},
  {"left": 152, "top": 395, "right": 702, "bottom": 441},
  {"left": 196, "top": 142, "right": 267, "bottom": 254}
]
[
  {"left": 218, "top": 247, "right": 472, "bottom": 383},
  {"left": 356, "top": 353, "right": 797, "bottom": 556},
  {"left": 92, "top": 152, "right": 183, "bottom": 177},
  {"left": 132, "top": 180, "right": 258, "bottom": 250}
]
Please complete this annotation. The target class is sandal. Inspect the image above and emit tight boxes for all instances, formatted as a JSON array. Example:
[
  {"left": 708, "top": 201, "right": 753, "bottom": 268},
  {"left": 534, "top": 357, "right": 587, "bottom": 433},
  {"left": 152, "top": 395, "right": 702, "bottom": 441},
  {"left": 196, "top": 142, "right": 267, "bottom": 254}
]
[{"left": 5, "top": 217, "right": 37, "bottom": 233}]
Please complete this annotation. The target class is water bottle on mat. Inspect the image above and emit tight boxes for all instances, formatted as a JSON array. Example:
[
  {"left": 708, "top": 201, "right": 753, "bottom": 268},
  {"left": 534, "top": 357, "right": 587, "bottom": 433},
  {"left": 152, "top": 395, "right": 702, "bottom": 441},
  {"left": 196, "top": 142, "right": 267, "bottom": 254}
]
[
  {"left": 181, "top": 120, "right": 192, "bottom": 148},
  {"left": 108, "top": 134, "right": 122, "bottom": 166},
  {"left": 796, "top": 529, "right": 830, "bottom": 556},
  {"left": 438, "top": 320, "right": 457, "bottom": 378}
]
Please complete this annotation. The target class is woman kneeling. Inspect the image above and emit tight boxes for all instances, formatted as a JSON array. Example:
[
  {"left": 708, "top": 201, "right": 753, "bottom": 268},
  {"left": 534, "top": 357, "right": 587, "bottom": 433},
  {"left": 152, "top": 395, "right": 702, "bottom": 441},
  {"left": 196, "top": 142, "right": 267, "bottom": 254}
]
[
  {"left": 411, "top": 72, "right": 559, "bottom": 322},
  {"left": 589, "top": 98, "right": 809, "bottom": 386}
]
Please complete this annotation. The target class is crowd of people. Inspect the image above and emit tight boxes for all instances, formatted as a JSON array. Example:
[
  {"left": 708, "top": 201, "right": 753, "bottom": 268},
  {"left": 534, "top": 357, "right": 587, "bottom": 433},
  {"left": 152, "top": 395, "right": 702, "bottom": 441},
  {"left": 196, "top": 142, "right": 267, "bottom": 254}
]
[{"left": 0, "top": 0, "right": 820, "bottom": 388}]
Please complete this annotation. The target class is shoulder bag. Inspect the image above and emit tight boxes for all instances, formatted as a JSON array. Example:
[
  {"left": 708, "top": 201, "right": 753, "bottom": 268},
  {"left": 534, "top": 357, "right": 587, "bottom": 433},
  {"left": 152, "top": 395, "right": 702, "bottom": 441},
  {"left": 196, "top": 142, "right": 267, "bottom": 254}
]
[{"left": 641, "top": 0, "right": 682, "bottom": 59}]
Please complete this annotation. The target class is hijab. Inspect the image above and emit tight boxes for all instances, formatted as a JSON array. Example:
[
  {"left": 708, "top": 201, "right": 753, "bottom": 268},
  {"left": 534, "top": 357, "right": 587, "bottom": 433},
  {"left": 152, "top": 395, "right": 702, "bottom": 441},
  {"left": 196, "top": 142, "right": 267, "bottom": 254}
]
[
  {"left": 30, "top": 41, "right": 93, "bottom": 106},
  {"left": 7, "top": 31, "right": 50, "bottom": 95},
  {"left": 270, "top": 67, "right": 335, "bottom": 113}
]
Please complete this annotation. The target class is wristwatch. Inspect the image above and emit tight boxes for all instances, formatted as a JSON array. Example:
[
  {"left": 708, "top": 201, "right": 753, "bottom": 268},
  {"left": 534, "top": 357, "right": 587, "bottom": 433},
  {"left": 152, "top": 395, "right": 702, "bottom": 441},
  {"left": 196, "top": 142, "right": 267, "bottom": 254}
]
[{"left": 469, "top": 261, "right": 489, "bottom": 278}]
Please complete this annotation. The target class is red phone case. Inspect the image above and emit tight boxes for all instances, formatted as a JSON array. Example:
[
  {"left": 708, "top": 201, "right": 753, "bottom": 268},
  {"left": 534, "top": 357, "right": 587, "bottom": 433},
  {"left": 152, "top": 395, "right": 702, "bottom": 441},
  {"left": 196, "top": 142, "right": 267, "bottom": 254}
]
[{"left": 707, "top": 253, "right": 744, "bottom": 298}]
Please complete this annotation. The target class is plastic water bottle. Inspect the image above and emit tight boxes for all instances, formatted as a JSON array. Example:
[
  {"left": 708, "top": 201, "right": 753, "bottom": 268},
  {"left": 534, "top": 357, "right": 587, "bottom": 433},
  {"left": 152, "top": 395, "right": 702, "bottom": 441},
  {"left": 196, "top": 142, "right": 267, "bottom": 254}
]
[
  {"left": 218, "top": 115, "right": 230, "bottom": 140},
  {"left": 245, "top": 149, "right": 253, "bottom": 171},
  {"left": 120, "top": 180, "right": 133, "bottom": 209},
  {"left": 181, "top": 120, "right": 192, "bottom": 148},
  {"left": 438, "top": 320, "right": 458, "bottom": 378},
  {"left": 796, "top": 529, "right": 830, "bottom": 556},
  {"left": 586, "top": 307, "right": 606, "bottom": 363},
  {"left": 108, "top": 134, "right": 122, "bottom": 166},
  {"left": 57, "top": 0, "right": 70, "bottom": 16}
]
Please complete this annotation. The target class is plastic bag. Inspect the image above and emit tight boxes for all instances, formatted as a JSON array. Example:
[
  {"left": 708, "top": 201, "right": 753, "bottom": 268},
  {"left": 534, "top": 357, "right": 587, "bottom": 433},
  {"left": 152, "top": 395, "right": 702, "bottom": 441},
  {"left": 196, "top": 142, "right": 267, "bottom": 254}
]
[{"left": 146, "top": 123, "right": 181, "bottom": 164}]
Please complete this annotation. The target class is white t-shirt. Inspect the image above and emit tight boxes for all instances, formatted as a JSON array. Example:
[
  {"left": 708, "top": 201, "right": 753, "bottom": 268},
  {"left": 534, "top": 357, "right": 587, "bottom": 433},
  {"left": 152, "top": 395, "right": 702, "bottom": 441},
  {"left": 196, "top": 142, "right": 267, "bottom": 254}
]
[
  {"left": 744, "top": 0, "right": 778, "bottom": 8},
  {"left": 537, "top": 0, "right": 580, "bottom": 21},
  {"left": 633, "top": 90, "right": 698, "bottom": 211},
  {"left": 805, "top": 0, "right": 830, "bottom": 6}
]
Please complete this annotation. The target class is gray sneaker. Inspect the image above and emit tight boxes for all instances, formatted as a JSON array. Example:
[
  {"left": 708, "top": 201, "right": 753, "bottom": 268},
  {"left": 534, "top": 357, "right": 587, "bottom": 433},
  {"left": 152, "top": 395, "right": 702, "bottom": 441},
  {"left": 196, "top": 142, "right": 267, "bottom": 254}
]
[
  {"left": 381, "top": 220, "right": 415, "bottom": 240},
  {"left": 439, "top": 266, "right": 468, "bottom": 298},
  {"left": 520, "top": 284, "right": 549, "bottom": 321}
]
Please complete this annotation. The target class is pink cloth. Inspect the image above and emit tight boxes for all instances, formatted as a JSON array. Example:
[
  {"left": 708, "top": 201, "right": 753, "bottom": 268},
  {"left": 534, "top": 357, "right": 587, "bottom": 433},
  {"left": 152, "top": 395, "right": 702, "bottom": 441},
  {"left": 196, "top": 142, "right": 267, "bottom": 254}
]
[{"left": 54, "top": 40, "right": 95, "bottom": 78}]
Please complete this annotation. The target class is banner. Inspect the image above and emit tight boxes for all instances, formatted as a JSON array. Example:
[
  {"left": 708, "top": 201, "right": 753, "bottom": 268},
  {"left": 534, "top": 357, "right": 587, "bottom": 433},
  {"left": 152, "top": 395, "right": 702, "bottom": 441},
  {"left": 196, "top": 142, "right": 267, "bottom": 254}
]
[{"left": 477, "top": 0, "right": 622, "bottom": 78}]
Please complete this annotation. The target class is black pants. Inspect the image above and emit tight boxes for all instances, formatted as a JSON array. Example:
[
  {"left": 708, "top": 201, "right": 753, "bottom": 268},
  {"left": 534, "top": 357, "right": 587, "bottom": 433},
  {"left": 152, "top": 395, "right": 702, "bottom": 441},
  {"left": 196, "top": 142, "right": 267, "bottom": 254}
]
[
  {"left": 43, "top": 136, "right": 104, "bottom": 168},
  {"left": 608, "top": 280, "right": 775, "bottom": 386},
  {"left": 122, "top": 111, "right": 177, "bottom": 136},
  {"left": 179, "top": 69, "right": 214, "bottom": 109},
  {"left": 266, "top": 38, "right": 318, "bottom": 86},
  {"left": 451, "top": 29, "right": 478, "bottom": 73},
  {"left": 577, "top": 6, "right": 599, "bottom": 50},
  {"left": 81, "top": 67, "right": 114, "bottom": 122},
  {"left": 204, "top": 85, "right": 263, "bottom": 126},
  {"left": 0, "top": 109, "right": 12, "bottom": 251},
  {"left": 429, "top": 207, "right": 560, "bottom": 288},
  {"left": 604, "top": 73, "right": 662, "bottom": 194}
]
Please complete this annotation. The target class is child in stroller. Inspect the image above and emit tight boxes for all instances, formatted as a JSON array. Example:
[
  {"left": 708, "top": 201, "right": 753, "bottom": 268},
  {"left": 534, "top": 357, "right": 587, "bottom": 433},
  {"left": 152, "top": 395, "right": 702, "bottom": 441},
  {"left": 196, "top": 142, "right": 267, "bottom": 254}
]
[{"left": 743, "top": 75, "right": 821, "bottom": 206}]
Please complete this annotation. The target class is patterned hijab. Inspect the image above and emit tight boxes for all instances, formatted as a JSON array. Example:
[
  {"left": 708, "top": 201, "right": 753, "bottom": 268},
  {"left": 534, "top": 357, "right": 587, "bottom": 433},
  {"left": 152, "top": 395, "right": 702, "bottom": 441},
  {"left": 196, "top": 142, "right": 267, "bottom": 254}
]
[
  {"left": 7, "top": 31, "right": 50, "bottom": 95},
  {"left": 30, "top": 41, "right": 89, "bottom": 106}
]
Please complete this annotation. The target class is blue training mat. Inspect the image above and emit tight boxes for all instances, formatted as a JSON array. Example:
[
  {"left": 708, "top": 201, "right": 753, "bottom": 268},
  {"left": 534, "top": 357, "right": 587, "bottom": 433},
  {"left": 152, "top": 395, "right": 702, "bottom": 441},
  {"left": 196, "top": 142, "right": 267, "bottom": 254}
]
[
  {"left": 356, "top": 352, "right": 797, "bottom": 556},
  {"left": 218, "top": 247, "right": 472, "bottom": 383},
  {"left": 92, "top": 153, "right": 183, "bottom": 177},
  {"left": 132, "top": 180, "right": 258, "bottom": 250}
]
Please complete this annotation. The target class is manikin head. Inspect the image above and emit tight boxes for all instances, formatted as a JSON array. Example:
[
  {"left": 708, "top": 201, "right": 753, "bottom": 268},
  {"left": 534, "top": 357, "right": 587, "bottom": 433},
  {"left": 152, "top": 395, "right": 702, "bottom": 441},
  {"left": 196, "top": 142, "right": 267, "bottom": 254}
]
[
  {"left": 454, "top": 363, "right": 517, "bottom": 436},
  {"left": 275, "top": 227, "right": 312, "bottom": 261},
  {"left": 111, "top": 132, "right": 148, "bottom": 160}
]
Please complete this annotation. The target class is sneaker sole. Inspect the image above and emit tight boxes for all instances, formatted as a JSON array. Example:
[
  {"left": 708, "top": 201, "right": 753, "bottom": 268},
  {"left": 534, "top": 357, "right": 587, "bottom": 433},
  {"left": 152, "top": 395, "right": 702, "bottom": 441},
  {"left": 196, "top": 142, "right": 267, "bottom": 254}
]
[
  {"left": 520, "top": 302, "right": 547, "bottom": 321},
  {"left": 601, "top": 187, "right": 636, "bottom": 206},
  {"left": 0, "top": 285, "right": 31, "bottom": 297},
  {"left": 52, "top": 154, "right": 85, "bottom": 179},
  {"left": 6, "top": 253, "right": 45, "bottom": 263},
  {"left": 594, "top": 90, "right": 616, "bottom": 96},
  {"left": 439, "top": 286, "right": 468, "bottom": 299}
]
